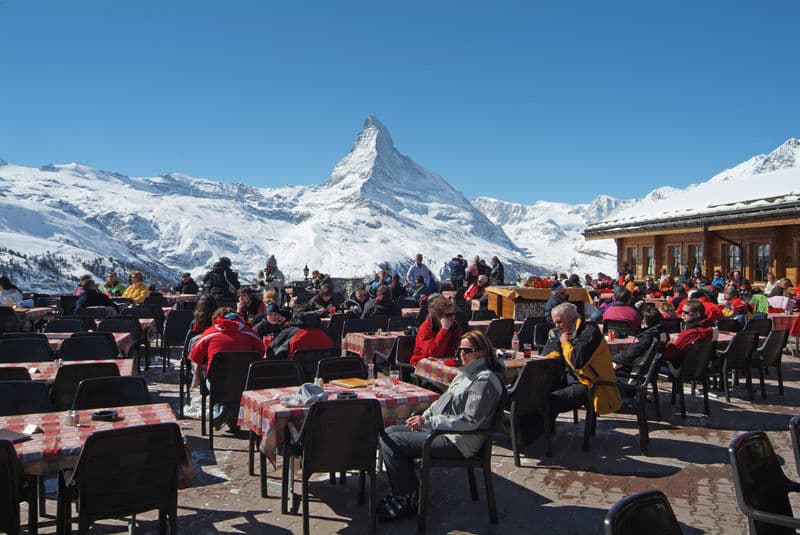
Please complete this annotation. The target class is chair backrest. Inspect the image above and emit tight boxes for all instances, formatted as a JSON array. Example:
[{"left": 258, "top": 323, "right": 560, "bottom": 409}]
[
  {"left": 677, "top": 339, "right": 715, "bottom": 381},
  {"left": 292, "top": 348, "right": 338, "bottom": 383},
  {"left": 760, "top": 330, "right": 789, "bottom": 368},
  {"left": 97, "top": 317, "right": 142, "bottom": 343},
  {"left": 64, "top": 314, "right": 97, "bottom": 331},
  {"left": 122, "top": 304, "right": 165, "bottom": 332},
  {"left": 324, "top": 313, "right": 350, "bottom": 343},
  {"left": 71, "top": 376, "right": 151, "bottom": 410},
  {"left": 0, "top": 307, "right": 21, "bottom": 336},
  {"left": 626, "top": 340, "right": 662, "bottom": 384},
  {"left": 719, "top": 331, "right": 759, "bottom": 369},
  {"left": 205, "top": 351, "right": 263, "bottom": 404},
  {"left": 177, "top": 300, "right": 198, "bottom": 311},
  {"left": 789, "top": 415, "right": 800, "bottom": 481},
  {"left": 0, "top": 381, "right": 52, "bottom": 416},
  {"left": 70, "top": 423, "right": 182, "bottom": 521},
  {"left": 485, "top": 318, "right": 515, "bottom": 350},
  {"left": 716, "top": 318, "right": 741, "bottom": 333},
  {"left": 341, "top": 318, "right": 378, "bottom": 336},
  {"left": 0, "top": 337, "right": 53, "bottom": 363},
  {"left": 0, "top": 367, "right": 32, "bottom": 381},
  {"left": 603, "top": 319, "right": 638, "bottom": 337},
  {"left": 744, "top": 318, "right": 772, "bottom": 337},
  {"left": 508, "top": 358, "right": 563, "bottom": 415},
  {"left": 533, "top": 323, "right": 551, "bottom": 350},
  {"left": 471, "top": 309, "right": 497, "bottom": 321},
  {"left": 299, "top": 399, "right": 382, "bottom": 475},
  {"left": 57, "top": 335, "right": 119, "bottom": 361},
  {"left": 0, "top": 438, "right": 25, "bottom": 535},
  {"left": 604, "top": 489, "right": 682, "bottom": 535},
  {"left": 0, "top": 332, "right": 48, "bottom": 341},
  {"left": 387, "top": 316, "right": 417, "bottom": 332},
  {"left": 162, "top": 309, "right": 195, "bottom": 347},
  {"left": 659, "top": 317, "right": 681, "bottom": 334},
  {"left": 316, "top": 356, "right": 368, "bottom": 382},
  {"left": 51, "top": 362, "right": 121, "bottom": 411},
  {"left": 245, "top": 360, "right": 304, "bottom": 390},
  {"left": 392, "top": 335, "right": 416, "bottom": 366},
  {"left": 43, "top": 318, "right": 87, "bottom": 333},
  {"left": 516, "top": 322, "right": 536, "bottom": 347},
  {"left": 728, "top": 431, "right": 796, "bottom": 535},
  {"left": 34, "top": 294, "right": 61, "bottom": 310},
  {"left": 59, "top": 295, "right": 78, "bottom": 316},
  {"left": 77, "top": 306, "right": 115, "bottom": 320},
  {"left": 143, "top": 295, "right": 169, "bottom": 307}
]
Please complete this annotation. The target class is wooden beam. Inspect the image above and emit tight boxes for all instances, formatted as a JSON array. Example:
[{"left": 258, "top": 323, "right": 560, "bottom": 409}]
[{"left": 707, "top": 219, "right": 799, "bottom": 231}]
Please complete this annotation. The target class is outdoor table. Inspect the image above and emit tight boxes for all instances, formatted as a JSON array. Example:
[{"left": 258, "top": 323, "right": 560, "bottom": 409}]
[
  {"left": 414, "top": 354, "right": 539, "bottom": 389},
  {"left": 769, "top": 313, "right": 797, "bottom": 332},
  {"left": 13, "top": 306, "right": 55, "bottom": 325},
  {"left": 46, "top": 332, "right": 134, "bottom": 358},
  {"left": 468, "top": 319, "right": 524, "bottom": 333},
  {"left": 0, "top": 403, "right": 177, "bottom": 475},
  {"left": 238, "top": 382, "right": 440, "bottom": 464},
  {"left": 401, "top": 308, "right": 420, "bottom": 318},
  {"left": 164, "top": 293, "right": 200, "bottom": 305},
  {"left": 0, "top": 359, "right": 136, "bottom": 383},
  {"left": 341, "top": 331, "right": 404, "bottom": 360}
]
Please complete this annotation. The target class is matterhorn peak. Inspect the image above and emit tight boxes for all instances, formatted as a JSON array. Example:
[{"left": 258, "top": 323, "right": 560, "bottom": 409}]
[{"left": 354, "top": 115, "right": 396, "bottom": 156}]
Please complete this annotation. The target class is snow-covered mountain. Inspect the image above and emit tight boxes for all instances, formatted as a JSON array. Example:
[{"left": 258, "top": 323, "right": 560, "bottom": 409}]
[{"left": 1, "top": 119, "right": 797, "bottom": 294}]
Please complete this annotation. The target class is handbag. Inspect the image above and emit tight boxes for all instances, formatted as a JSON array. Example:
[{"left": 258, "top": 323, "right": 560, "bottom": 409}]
[{"left": 178, "top": 436, "right": 197, "bottom": 489}]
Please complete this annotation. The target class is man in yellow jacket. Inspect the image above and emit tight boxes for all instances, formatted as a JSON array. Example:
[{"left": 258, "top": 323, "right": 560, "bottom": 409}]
[{"left": 122, "top": 271, "right": 149, "bottom": 304}]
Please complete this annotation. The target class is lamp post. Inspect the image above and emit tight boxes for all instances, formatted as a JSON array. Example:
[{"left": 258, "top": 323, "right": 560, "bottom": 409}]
[{"left": 303, "top": 264, "right": 309, "bottom": 281}]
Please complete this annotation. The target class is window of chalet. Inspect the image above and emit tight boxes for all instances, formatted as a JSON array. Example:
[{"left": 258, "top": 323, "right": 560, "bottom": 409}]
[
  {"left": 626, "top": 247, "right": 638, "bottom": 277},
  {"left": 754, "top": 243, "right": 770, "bottom": 281},
  {"left": 643, "top": 246, "right": 654, "bottom": 277},
  {"left": 725, "top": 244, "right": 742, "bottom": 274},
  {"left": 688, "top": 244, "right": 703, "bottom": 274},
  {"left": 669, "top": 245, "right": 682, "bottom": 276}
]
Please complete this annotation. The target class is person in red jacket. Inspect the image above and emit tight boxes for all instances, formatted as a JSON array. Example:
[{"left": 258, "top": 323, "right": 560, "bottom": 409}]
[
  {"left": 663, "top": 300, "right": 715, "bottom": 363},
  {"left": 189, "top": 308, "right": 264, "bottom": 431},
  {"left": 410, "top": 295, "right": 462, "bottom": 367}
]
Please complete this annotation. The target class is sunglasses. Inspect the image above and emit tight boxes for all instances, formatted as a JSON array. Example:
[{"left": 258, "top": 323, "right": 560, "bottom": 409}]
[{"left": 456, "top": 347, "right": 475, "bottom": 354}]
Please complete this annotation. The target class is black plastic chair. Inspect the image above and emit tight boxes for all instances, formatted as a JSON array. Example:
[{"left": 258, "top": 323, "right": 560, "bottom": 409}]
[
  {"left": 790, "top": 414, "right": 800, "bottom": 480},
  {"left": 604, "top": 489, "right": 682, "bottom": 535},
  {"left": 660, "top": 317, "right": 681, "bottom": 335},
  {"left": 0, "top": 332, "right": 48, "bottom": 341},
  {"left": 63, "top": 315, "right": 97, "bottom": 331},
  {"left": 59, "top": 295, "right": 78, "bottom": 316},
  {"left": 0, "top": 367, "right": 32, "bottom": 381},
  {"left": 281, "top": 399, "right": 382, "bottom": 535},
  {"left": 716, "top": 318, "right": 741, "bottom": 333},
  {"left": 56, "top": 423, "right": 183, "bottom": 535},
  {"left": 121, "top": 305, "right": 166, "bottom": 359},
  {"left": 485, "top": 318, "right": 515, "bottom": 350},
  {"left": 603, "top": 319, "right": 639, "bottom": 337},
  {"left": 143, "top": 294, "right": 170, "bottom": 307},
  {"left": 98, "top": 316, "right": 145, "bottom": 370},
  {"left": 516, "top": 317, "right": 546, "bottom": 347},
  {"left": 71, "top": 376, "right": 150, "bottom": 410},
  {"left": 387, "top": 316, "right": 417, "bottom": 332},
  {"left": 50, "top": 362, "right": 120, "bottom": 411},
  {"left": 315, "top": 356, "right": 367, "bottom": 382},
  {"left": 0, "top": 337, "right": 52, "bottom": 363},
  {"left": 373, "top": 334, "right": 416, "bottom": 382},
  {"left": 43, "top": 318, "right": 87, "bottom": 333},
  {"left": 470, "top": 309, "right": 497, "bottom": 321},
  {"left": 0, "top": 307, "right": 22, "bottom": 335},
  {"left": 57, "top": 335, "right": 119, "bottom": 361},
  {"left": 244, "top": 360, "right": 305, "bottom": 494},
  {"left": 0, "top": 439, "right": 38, "bottom": 535},
  {"left": 416, "top": 389, "right": 505, "bottom": 534},
  {"left": 324, "top": 313, "right": 350, "bottom": 348},
  {"left": 667, "top": 339, "right": 715, "bottom": 418},
  {"left": 754, "top": 329, "right": 789, "bottom": 396},
  {"left": 0, "top": 381, "right": 52, "bottom": 416},
  {"left": 201, "top": 351, "right": 262, "bottom": 449},
  {"left": 506, "top": 358, "right": 563, "bottom": 464},
  {"left": 292, "top": 348, "right": 338, "bottom": 383},
  {"left": 161, "top": 309, "right": 194, "bottom": 372},
  {"left": 584, "top": 341, "right": 661, "bottom": 454},
  {"left": 533, "top": 323, "right": 550, "bottom": 353},
  {"left": 178, "top": 329, "right": 203, "bottom": 419},
  {"left": 744, "top": 317, "right": 772, "bottom": 337},
  {"left": 78, "top": 306, "right": 116, "bottom": 320},
  {"left": 342, "top": 318, "right": 378, "bottom": 337},
  {"left": 729, "top": 430, "right": 800, "bottom": 534},
  {"left": 709, "top": 330, "right": 760, "bottom": 402}
]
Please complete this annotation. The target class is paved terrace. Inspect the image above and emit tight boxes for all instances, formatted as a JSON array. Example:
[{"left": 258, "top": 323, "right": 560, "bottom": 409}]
[{"left": 33, "top": 353, "right": 800, "bottom": 534}]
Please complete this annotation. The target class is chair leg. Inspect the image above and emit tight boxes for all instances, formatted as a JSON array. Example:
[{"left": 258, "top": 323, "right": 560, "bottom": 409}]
[
  {"left": 467, "top": 468, "right": 478, "bottom": 501},
  {"left": 200, "top": 393, "right": 207, "bottom": 436},
  {"left": 702, "top": 378, "right": 710, "bottom": 416},
  {"left": 651, "top": 378, "right": 661, "bottom": 418},
  {"left": 368, "top": 470, "right": 376, "bottom": 535},
  {"left": 260, "top": 451, "right": 268, "bottom": 499},
  {"left": 418, "top": 465, "right": 430, "bottom": 535},
  {"left": 39, "top": 476, "right": 46, "bottom": 517},
  {"left": 281, "top": 453, "right": 291, "bottom": 514},
  {"left": 777, "top": 364, "right": 785, "bottom": 395},
  {"left": 758, "top": 366, "right": 766, "bottom": 399},
  {"left": 509, "top": 413, "right": 521, "bottom": 467},
  {"left": 358, "top": 470, "right": 365, "bottom": 505},
  {"left": 159, "top": 509, "right": 167, "bottom": 534},
  {"left": 249, "top": 431, "right": 256, "bottom": 476},
  {"left": 542, "top": 413, "right": 552, "bottom": 458},
  {"left": 679, "top": 381, "right": 686, "bottom": 418},
  {"left": 483, "top": 455, "right": 498, "bottom": 524},
  {"left": 302, "top": 476, "right": 310, "bottom": 535},
  {"left": 582, "top": 407, "right": 594, "bottom": 451},
  {"left": 744, "top": 366, "right": 754, "bottom": 401},
  {"left": 722, "top": 367, "right": 731, "bottom": 403}
]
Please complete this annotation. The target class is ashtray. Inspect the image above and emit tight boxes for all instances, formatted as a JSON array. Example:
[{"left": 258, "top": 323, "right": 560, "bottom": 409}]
[
  {"left": 91, "top": 410, "right": 119, "bottom": 422},
  {"left": 336, "top": 392, "right": 358, "bottom": 400}
]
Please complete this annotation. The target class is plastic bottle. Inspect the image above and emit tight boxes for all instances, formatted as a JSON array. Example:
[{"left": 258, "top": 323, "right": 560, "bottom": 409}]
[{"left": 511, "top": 331, "right": 520, "bottom": 352}]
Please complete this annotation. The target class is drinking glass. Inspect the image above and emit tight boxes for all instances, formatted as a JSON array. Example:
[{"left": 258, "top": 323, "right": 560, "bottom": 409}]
[{"left": 389, "top": 369, "right": 401, "bottom": 390}]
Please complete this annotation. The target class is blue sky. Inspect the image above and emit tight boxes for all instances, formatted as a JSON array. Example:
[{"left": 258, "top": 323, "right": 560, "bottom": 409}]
[{"left": 1, "top": 1, "right": 798, "bottom": 205}]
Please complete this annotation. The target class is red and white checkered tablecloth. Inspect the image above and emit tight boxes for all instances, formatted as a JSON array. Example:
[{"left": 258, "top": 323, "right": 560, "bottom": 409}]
[
  {"left": 1, "top": 403, "right": 177, "bottom": 475},
  {"left": 0, "top": 359, "right": 136, "bottom": 384},
  {"left": 606, "top": 331, "right": 736, "bottom": 356},
  {"left": 414, "top": 358, "right": 460, "bottom": 387},
  {"left": 46, "top": 332, "right": 135, "bottom": 358},
  {"left": 342, "top": 331, "right": 404, "bottom": 360},
  {"left": 239, "top": 383, "right": 440, "bottom": 464},
  {"left": 164, "top": 294, "right": 200, "bottom": 305},
  {"left": 13, "top": 307, "right": 55, "bottom": 324}
]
